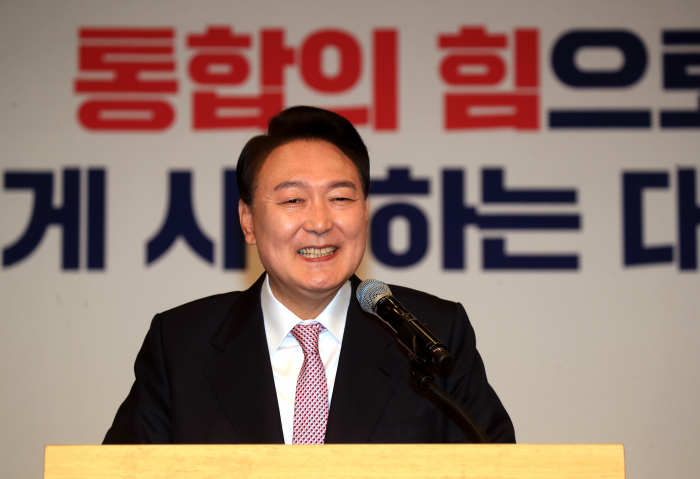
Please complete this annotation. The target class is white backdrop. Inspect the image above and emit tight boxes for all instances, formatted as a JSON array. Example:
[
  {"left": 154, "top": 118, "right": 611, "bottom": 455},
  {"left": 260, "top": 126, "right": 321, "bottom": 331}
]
[{"left": 1, "top": 1, "right": 699, "bottom": 478}]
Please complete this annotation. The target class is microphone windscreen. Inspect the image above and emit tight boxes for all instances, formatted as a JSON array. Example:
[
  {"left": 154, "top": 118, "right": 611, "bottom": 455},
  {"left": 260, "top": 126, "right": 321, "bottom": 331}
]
[{"left": 356, "top": 278, "right": 392, "bottom": 314}]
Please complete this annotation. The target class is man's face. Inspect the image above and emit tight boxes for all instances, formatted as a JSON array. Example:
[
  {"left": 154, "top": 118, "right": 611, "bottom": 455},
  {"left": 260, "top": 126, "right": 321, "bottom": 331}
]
[{"left": 239, "top": 139, "right": 369, "bottom": 308}]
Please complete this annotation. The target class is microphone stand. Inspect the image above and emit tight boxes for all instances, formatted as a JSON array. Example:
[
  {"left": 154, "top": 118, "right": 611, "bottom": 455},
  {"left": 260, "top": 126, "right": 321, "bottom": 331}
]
[{"left": 409, "top": 362, "right": 490, "bottom": 444}]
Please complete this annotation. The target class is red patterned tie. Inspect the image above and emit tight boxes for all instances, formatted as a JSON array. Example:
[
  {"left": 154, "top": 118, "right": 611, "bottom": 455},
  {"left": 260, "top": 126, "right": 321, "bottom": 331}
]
[{"left": 291, "top": 323, "right": 329, "bottom": 444}]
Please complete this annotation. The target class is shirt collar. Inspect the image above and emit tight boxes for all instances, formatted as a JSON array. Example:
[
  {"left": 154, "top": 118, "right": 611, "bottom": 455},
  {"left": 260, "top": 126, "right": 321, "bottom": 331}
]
[{"left": 261, "top": 274, "right": 350, "bottom": 356}]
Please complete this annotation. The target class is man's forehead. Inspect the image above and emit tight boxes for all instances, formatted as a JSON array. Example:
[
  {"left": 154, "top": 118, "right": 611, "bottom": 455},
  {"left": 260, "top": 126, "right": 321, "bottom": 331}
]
[{"left": 252, "top": 139, "right": 364, "bottom": 202}]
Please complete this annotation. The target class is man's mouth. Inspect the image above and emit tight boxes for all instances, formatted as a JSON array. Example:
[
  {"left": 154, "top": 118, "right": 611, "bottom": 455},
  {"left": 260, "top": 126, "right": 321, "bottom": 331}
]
[{"left": 298, "top": 247, "right": 338, "bottom": 258}]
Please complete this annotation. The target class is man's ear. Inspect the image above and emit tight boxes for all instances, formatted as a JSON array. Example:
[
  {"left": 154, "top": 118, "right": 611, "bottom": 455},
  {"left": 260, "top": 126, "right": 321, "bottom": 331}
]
[{"left": 238, "top": 199, "right": 257, "bottom": 245}]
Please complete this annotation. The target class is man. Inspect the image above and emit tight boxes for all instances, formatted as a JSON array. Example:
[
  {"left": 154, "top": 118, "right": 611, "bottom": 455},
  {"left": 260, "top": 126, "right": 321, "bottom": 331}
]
[{"left": 103, "top": 106, "right": 515, "bottom": 444}]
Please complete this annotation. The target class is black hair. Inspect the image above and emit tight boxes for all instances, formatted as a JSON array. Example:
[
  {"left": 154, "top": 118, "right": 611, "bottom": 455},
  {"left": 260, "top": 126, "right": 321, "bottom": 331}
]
[{"left": 236, "top": 106, "right": 370, "bottom": 205}]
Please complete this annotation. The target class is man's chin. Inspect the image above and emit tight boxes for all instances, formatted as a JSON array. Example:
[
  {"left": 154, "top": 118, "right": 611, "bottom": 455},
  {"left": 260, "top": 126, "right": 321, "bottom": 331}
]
[{"left": 300, "top": 275, "right": 349, "bottom": 296}]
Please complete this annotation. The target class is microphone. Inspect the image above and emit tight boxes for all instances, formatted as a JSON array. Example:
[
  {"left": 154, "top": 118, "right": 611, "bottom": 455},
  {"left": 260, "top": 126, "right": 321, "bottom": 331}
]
[{"left": 357, "top": 278, "right": 454, "bottom": 372}]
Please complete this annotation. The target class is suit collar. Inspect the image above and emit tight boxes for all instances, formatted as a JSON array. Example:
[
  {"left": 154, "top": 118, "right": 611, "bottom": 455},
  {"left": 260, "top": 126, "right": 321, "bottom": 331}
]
[
  {"left": 324, "top": 275, "right": 409, "bottom": 443},
  {"left": 205, "top": 273, "right": 285, "bottom": 444}
]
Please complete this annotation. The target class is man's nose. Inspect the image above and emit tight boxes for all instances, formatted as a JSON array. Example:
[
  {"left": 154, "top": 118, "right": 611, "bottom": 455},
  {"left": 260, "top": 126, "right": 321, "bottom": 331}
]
[{"left": 304, "top": 201, "right": 333, "bottom": 234}]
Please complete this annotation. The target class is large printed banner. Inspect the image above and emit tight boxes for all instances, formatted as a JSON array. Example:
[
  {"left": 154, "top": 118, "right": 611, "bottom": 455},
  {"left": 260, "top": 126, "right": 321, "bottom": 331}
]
[{"left": 1, "top": 2, "right": 699, "bottom": 479}]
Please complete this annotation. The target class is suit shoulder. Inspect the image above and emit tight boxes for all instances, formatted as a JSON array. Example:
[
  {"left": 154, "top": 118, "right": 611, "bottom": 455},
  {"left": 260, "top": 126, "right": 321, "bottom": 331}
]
[
  {"left": 158, "top": 275, "right": 264, "bottom": 325},
  {"left": 153, "top": 291, "right": 250, "bottom": 340},
  {"left": 149, "top": 289, "right": 252, "bottom": 353},
  {"left": 159, "top": 291, "right": 243, "bottom": 319},
  {"left": 389, "top": 284, "right": 459, "bottom": 313},
  {"left": 387, "top": 284, "right": 470, "bottom": 341}
]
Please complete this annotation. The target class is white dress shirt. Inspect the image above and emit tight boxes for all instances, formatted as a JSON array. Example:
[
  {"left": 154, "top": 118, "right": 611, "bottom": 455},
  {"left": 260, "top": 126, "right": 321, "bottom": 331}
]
[{"left": 261, "top": 275, "right": 350, "bottom": 444}]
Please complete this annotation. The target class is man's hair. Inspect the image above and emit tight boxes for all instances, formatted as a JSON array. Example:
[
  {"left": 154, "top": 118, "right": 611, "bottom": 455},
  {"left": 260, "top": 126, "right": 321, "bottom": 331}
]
[{"left": 236, "top": 106, "right": 370, "bottom": 205}]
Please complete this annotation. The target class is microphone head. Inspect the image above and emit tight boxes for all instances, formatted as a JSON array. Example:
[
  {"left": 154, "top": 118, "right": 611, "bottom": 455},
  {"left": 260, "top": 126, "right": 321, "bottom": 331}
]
[{"left": 356, "top": 278, "right": 392, "bottom": 314}]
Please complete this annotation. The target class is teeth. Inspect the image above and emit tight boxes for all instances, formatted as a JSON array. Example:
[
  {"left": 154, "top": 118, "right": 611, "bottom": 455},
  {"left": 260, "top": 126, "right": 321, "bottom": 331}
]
[{"left": 298, "top": 247, "right": 338, "bottom": 258}]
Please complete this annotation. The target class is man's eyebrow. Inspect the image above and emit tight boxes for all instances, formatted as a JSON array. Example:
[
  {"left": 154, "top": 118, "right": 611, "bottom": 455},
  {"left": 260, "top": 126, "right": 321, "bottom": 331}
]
[
  {"left": 274, "top": 180, "right": 307, "bottom": 192},
  {"left": 328, "top": 180, "right": 357, "bottom": 191},
  {"left": 273, "top": 180, "right": 358, "bottom": 192}
]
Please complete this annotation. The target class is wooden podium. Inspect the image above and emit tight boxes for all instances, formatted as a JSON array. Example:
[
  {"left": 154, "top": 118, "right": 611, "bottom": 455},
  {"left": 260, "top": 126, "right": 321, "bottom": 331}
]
[{"left": 45, "top": 444, "right": 625, "bottom": 478}]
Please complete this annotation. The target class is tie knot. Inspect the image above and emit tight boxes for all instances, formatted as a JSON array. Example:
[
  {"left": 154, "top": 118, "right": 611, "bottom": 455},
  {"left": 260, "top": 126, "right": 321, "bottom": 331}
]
[{"left": 291, "top": 323, "right": 325, "bottom": 355}]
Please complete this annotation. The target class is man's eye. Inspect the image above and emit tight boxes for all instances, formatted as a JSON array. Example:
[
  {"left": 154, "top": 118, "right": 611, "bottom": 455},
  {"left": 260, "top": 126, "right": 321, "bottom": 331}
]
[{"left": 283, "top": 199, "right": 302, "bottom": 204}]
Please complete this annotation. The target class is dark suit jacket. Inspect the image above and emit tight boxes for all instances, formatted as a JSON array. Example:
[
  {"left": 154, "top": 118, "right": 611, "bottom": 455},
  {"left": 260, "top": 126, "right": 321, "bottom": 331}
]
[{"left": 103, "top": 274, "right": 515, "bottom": 444}]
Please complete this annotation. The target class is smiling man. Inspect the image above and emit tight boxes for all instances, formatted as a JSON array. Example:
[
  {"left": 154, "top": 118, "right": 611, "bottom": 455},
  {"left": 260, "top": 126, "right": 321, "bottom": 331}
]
[{"left": 103, "top": 106, "right": 515, "bottom": 445}]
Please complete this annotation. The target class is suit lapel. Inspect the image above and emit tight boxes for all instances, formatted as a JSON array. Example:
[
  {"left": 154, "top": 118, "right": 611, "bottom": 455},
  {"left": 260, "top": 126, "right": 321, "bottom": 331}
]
[
  {"left": 205, "top": 274, "right": 285, "bottom": 444},
  {"left": 325, "top": 276, "right": 409, "bottom": 443}
]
